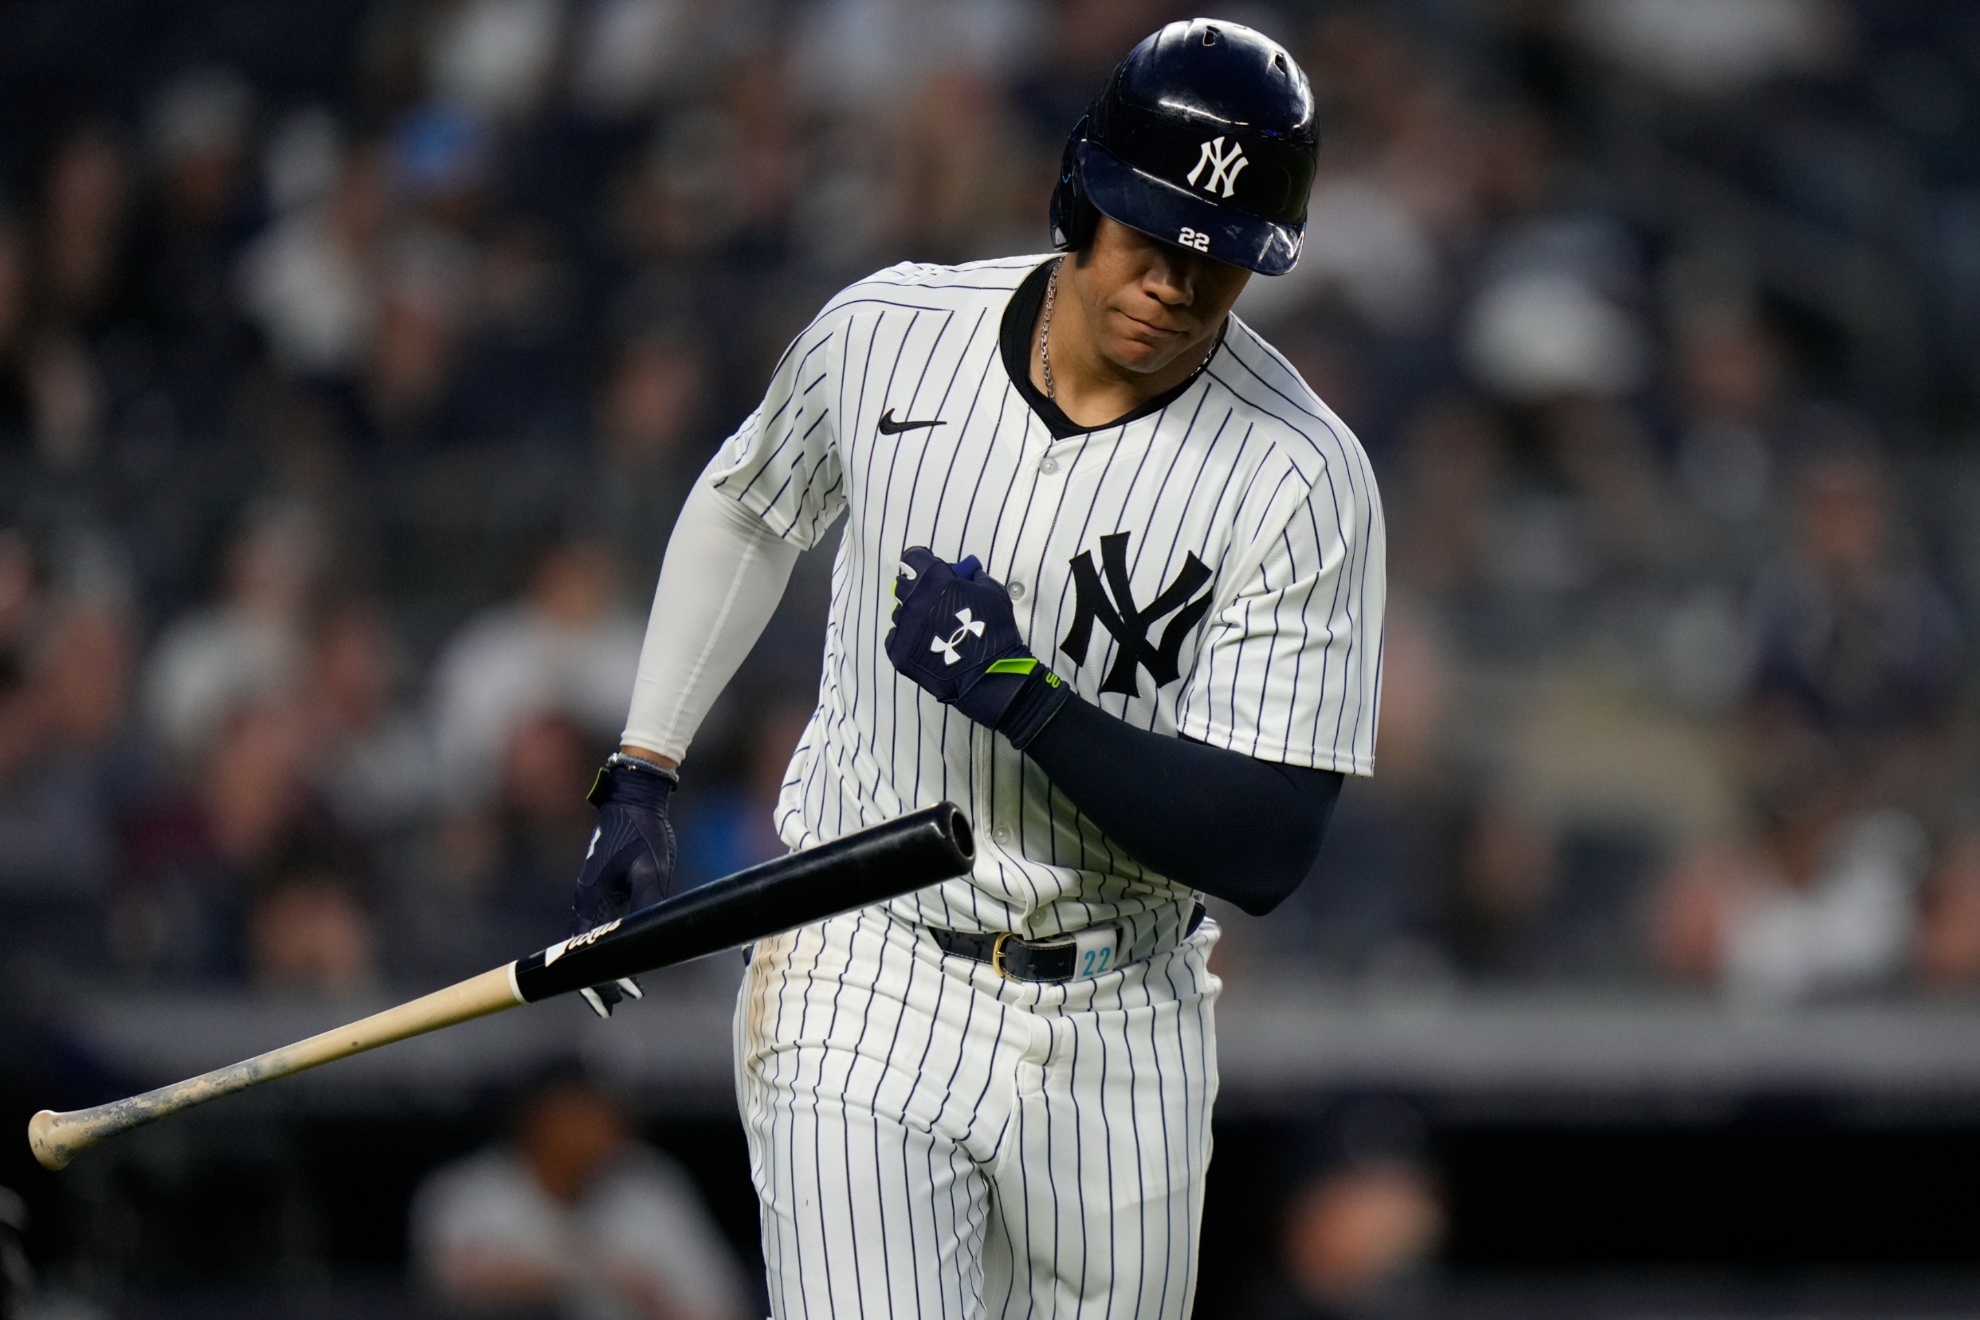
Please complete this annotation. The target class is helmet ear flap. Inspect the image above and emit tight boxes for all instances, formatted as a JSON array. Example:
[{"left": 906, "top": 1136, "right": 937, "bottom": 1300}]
[{"left": 1049, "top": 116, "right": 1099, "bottom": 252}]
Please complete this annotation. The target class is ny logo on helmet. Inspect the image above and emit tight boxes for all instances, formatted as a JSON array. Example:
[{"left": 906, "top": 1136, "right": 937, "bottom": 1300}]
[{"left": 1185, "top": 137, "right": 1248, "bottom": 199}]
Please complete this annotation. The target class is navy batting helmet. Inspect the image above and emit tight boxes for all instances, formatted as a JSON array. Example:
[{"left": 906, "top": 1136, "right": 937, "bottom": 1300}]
[{"left": 1049, "top": 19, "right": 1319, "bottom": 276}]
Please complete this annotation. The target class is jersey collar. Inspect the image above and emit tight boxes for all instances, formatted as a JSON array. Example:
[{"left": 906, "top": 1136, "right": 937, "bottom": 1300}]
[{"left": 998, "top": 258, "right": 1224, "bottom": 441}]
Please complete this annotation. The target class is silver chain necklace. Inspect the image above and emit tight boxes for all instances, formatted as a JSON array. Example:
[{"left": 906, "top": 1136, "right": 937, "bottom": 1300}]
[
  {"left": 1038, "top": 257, "right": 1063, "bottom": 399},
  {"left": 1037, "top": 256, "right": 1223, "bottom": 404}
]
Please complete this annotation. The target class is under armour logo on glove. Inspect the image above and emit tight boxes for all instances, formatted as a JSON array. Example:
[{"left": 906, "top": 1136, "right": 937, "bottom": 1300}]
[
  {"left": 932, "top": 609, "right": 986, "bottom": 664},
  {"left": 884, "top": 547, "right": 1071, "bottom": 748}
]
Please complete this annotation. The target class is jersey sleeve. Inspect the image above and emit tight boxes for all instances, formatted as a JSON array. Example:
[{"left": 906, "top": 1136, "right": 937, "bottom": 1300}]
[
  {"left": 705, "top": 306, "right": 846, "bottom": 549},
  {"left": 1173, "top": 462, "right": 1387, "bottom": 775}
]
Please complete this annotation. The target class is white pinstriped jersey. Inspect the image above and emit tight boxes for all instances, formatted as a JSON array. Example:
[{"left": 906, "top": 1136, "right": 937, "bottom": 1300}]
[{"left": 709, "top": 254, "right": 1386, "bottom": 944}]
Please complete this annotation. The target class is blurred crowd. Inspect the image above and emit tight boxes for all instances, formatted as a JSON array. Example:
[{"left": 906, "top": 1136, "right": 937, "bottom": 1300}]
[
  {"left": 412, "top": 1069, "right": 752, "bottom": 1319},
  {"left": 2, "top": 0, "right": 1980, "bottom": 1007}
]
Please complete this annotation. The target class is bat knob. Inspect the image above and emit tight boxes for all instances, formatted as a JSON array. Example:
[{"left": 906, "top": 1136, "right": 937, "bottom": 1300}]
[{"left": 28, "top": 1109, "right": 77, "bottom": 1171}]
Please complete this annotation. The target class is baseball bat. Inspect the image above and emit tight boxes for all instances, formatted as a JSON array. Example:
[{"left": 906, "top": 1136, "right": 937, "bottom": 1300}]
[{"left": 29, "top": 802, "right": 972, "bottom": 1171}]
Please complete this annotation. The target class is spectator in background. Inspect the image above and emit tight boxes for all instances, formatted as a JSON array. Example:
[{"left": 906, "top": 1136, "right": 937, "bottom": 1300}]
[
  {"left": 236, "top": 141, "right": 389, "bottom": 382},
  {"left": 1386, "top": 398, "right": 1504, "bottom": 586},
  {"left": 614, "top": 118, "right": 726, "bottom": 271},
  {"left": 429, "top": 536, "right": 642, "bottom": 810},
  {"left": 1912, "top": 828, "right": 1980, "bottom": 995},
  {"left": 323, "top": 226, "right": 478, "bottom": 451},
  {"left": 28, "top": 125, "right": 132, "bottom": 471},
  {"left": 1440, "top": 801, "right": 1566, "bottom": 981},
  {"left": 135, "top": 67, "right": 261, "bottom": 433},
  {"left": 716, "top": 45, "right": 811, "bottom": 256},
  {"left": 1528, "top": 396, "right": 1688, "bottom": 591},
  {"left": 392, "top": 103, "right": 494, "bottom": 238},
  {"left": 412, "top": 1071, "right": 751, "bottom": 1320},
  {"left": 1260, "top": 1099, "right": 1446, "bottom": 1320},
  {"left": 1669, "top": 297, "right": 1791, "bottom": 553},
  {"left": 0, "top": 528, "right": 132, "bottom": 979},
  {"left": 13, "top": 329, "right": 98, "bottom": 475},
  {"left": 190, "top": 701, "right": 312, "bottom": 879},
  {"left": 786, "top": 0, "right": 1040, "bottom": 271},
  {"left": 118, "top": 506, "right": 382, "bottom": 983},
  {"left": 1645, "top": 420, "right": 1950, "bottom": 1009},
  {"left": 1650, "top": 711, "right": 1930, "bottom": 1004},
  {"left": 1016, "top": 0, "right": 1164, "bottom": 138},
  {"left": 593, "top": 330, "right": 712, "bottom": 577},
  {"left": 300, "top": 596, "right": 438, "bottom": 846},
  {"left": 450, "top": 218, "right": 587, "bottom": 448},
  {"left": 1748, "top": 448, "right": 1962, "bottom": 809},
  {"left": 1570, "top": 0, "right": 1853, "bottom": 101},
  {"left": 113, "top": 696, "right": 314, "bottom": 981},
  {"left": 891, "top": 67, "right": 1039, "bottom": 263},
  {"left": 245, "top": 857, "right": 379, "bottom": 996},
  {"left": 37, "top": 124, "right": 134, "bottom": 336},
  {"left": 489, "top": 710, "right": 607, "bottom": 947},
  {"left": 566, "top": 0, "right": 770, "bottom": 121},
  {"left": 0, "top": 559, "right": 132, "bottom": 909},
  {"left": 143, "top": 501, "right": 325, "bottom": 769},
  {"left": 0, "top": 649, "right": 65, "bottom": 883},
  {"left": 673, "top": 700, "right": 810, "bottom": 890},
  {"left": 37, "top": 573, "right": 136, "bottom": 761},
  {"left": 407, "top": 705, "right": 603, "bottom": 977},
  {"left": 422, "top": 0, "right": 566, "bottom": 126}
]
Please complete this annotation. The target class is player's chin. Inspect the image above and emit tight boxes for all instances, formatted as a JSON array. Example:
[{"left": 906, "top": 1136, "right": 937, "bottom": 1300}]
[{"left": 1103, "top": 328, "right": 1198, "bottom": 375}]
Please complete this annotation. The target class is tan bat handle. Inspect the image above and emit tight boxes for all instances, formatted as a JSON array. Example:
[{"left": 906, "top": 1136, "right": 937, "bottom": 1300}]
[{"left": 29, "top": 963, "right": 524, "bottom": 1171}]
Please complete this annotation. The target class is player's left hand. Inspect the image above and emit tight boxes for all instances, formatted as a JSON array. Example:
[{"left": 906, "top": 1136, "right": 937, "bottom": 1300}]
[
  {"left": 569, "top": 755, "right": 676, "bottom": 1018},
  {"left": 885, "top": 547, "right": 1071, "bottom": 749}
]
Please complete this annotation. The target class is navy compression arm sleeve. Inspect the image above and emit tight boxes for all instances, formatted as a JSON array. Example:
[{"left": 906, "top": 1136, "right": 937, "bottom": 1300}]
[{"left": 1021, "top": 696, "right": 1344, "bottom": 915}]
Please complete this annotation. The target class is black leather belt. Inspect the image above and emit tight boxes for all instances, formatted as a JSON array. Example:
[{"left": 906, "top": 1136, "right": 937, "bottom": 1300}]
[{"left": 932, "top": 904, "right": 1206, "bottom": 982}]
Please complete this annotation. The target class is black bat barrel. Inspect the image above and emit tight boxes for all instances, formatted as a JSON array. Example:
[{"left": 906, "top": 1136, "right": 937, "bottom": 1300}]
[{"left": 512, "top": 802, "right": 973, "bottom": 1003}]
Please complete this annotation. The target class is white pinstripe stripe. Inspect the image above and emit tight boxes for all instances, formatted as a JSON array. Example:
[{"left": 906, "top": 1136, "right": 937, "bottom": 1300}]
[{"left": 738, "top": 913, "right": 1221, "bottom": 1320}]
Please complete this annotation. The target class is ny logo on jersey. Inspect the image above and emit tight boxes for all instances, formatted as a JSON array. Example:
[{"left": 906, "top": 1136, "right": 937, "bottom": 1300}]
[
  {"left": 1061, "top": 533, "right": 1213, "bottom": 696},
  {"left": 1185, "top": 136, "right": 1248, "bottom": 198},
  {"left": 931, "top": 608, "right": 985, "bottom": 665}
]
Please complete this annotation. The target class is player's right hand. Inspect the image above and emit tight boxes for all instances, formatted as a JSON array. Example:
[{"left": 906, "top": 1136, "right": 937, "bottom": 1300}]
[
  {"left": 569, "top": 754, "right": 678, "bottom": 1017},
  {"left": 886, "top": 547, "right": 1071, "bottom": 749}
]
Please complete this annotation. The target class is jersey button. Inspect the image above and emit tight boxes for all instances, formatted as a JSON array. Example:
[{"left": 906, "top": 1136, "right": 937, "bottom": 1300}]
[
  {"left": 1038, "top": 457, "right": 1059, "bottom": 474},
  {"left": 992, "top": 826, "right": 1012, "bottom": 845},
  {"left": 1008, "top": 580, "right": 1026, "bottom": 600}
]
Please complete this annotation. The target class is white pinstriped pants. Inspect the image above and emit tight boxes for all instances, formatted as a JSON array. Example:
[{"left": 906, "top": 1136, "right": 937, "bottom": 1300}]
[{"left": 734, "top": 909, "right": 1221, "bottom": 1320}]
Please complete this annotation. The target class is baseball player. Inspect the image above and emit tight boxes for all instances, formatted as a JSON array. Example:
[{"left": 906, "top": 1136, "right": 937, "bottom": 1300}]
[{"left": 569, "top": 19, "right": 1384, "bottom": 1318}]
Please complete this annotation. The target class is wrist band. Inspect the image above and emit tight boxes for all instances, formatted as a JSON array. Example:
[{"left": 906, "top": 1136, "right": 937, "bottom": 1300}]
[
  {"left": 605, "top": 751, "right": 680, "bottom": 782},
  {"left": 1001, "top": 667, "right": 1073, "bottom": 750}
]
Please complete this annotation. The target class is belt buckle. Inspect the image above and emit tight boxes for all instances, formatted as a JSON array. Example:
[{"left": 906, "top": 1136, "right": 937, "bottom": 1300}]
[{"left": 991, "top": 931, "right": 1016, "bottom": 980}]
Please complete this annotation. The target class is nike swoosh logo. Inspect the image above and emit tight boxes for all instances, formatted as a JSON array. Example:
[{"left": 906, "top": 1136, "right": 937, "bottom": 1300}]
[{"left": 877, "top": 409, "right": 945, "bottom": 435}]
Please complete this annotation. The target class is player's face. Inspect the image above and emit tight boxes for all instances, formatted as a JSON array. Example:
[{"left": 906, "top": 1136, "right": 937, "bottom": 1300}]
[{"left": 1070, "top": 217, "right": 1251, "bottom": 376}]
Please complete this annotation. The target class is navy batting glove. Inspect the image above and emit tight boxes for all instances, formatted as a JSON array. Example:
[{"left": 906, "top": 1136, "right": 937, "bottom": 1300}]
[
  {"left": 885, "top": 547, "right": 1071, "bottom": 748},
  {"left": 569, "top": 755, "right": 677, "bottom": 1017}
]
